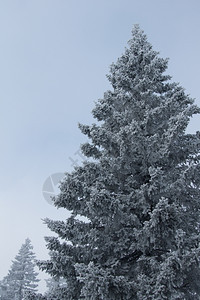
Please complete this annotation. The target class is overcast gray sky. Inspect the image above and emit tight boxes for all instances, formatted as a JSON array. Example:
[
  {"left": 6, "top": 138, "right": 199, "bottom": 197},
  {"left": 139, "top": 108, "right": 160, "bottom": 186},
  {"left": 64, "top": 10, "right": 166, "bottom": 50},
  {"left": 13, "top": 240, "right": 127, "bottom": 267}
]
[{"left": 0, "top": 0, "right": 200, "bottom": 292}]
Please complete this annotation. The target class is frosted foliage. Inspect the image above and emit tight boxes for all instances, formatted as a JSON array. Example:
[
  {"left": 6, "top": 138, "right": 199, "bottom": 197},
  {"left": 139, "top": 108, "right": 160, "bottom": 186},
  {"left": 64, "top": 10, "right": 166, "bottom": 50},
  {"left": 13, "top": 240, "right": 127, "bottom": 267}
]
[
  {"left": 38, "top": 25, "right": 200, "bottom": 299},
  {"left": 0, "top": 238, "right": 39, "bottom": 300}
]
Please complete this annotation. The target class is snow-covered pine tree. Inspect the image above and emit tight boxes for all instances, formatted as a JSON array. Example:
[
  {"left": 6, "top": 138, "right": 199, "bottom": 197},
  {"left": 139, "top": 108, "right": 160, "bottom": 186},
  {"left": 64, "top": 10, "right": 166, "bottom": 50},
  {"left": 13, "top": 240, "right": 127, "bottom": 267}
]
[
  {"left": 0, "top": 238, "right": 39, "bottom": 300},
  {"left": 38, "top": 25, "right": 200, "bottom": 299},
  {"left": 23, "top": 278, "right": 67, "bottom": 300},
  {"left": 44, "top": 277, "right": 68, "bottom": 300}
]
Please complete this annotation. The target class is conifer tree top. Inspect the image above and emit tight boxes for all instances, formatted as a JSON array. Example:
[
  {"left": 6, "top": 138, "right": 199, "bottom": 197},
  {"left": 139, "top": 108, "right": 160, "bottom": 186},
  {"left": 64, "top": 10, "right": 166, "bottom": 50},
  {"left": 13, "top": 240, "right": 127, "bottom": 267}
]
[{"left": 0, "top": 238, "right": 39, "bottom": 300}]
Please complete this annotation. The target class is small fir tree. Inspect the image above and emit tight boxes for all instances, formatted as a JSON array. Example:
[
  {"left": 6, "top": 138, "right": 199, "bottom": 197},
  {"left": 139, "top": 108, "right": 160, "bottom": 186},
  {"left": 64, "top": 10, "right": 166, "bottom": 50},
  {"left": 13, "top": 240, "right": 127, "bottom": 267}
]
[
  {"left": 38, "top": 25, "right": 200, "bottom": 299},
  {"left": 44, "top": 277, "right": 68, "bottom": 300},
  {"left": 0, "top": 238, "right": 39, "bottom": 300}
]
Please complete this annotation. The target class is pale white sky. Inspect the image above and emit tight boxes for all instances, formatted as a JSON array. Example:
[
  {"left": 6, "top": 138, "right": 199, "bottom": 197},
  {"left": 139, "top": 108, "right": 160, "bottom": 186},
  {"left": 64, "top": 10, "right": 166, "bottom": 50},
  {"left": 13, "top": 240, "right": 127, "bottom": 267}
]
[{"left": 0, "top": 0, "right": 200, "bottom": 293}]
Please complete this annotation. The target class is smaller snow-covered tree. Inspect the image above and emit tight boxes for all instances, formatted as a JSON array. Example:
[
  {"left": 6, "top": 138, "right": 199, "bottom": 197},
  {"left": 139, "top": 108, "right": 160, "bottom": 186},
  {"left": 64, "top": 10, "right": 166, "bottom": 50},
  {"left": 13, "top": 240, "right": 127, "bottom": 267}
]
[
  {"left": 23, "top": 291, "right": 46, "bottom": 300},
  {"left": 23, "top": 277, "right": 67, "bottom": 300},
  {"left": 0, "top": 238, "right": 39, "bottom": 300},
  {"left": 44, "top": 277, "right": 68, "bottom": 300}
]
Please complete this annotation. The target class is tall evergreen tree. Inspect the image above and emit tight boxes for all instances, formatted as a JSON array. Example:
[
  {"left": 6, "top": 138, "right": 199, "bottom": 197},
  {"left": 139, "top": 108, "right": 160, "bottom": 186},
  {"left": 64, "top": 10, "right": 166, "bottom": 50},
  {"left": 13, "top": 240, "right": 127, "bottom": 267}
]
[
  {"left": 38, "top": 25, "right": 200, "bottom": 299},
  {"left": 0, "top": 238, "right": 39, "bottom": 300}
]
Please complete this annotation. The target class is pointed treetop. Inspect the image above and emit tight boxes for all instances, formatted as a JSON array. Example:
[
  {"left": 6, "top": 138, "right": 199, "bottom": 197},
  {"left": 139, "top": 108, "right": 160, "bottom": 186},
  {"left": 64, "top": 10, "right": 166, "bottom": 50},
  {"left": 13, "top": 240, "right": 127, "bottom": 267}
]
[
  {"left": 0, "top": 238, "right": 39, "bottom": 300},
  {"left": 107, "top": 24, "right": 170, "bottom": 94}
]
